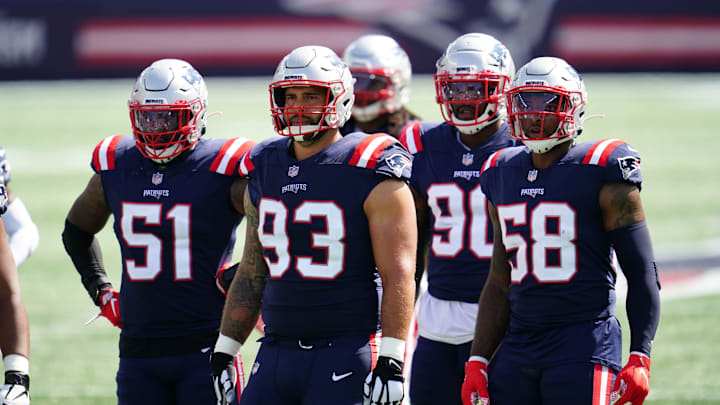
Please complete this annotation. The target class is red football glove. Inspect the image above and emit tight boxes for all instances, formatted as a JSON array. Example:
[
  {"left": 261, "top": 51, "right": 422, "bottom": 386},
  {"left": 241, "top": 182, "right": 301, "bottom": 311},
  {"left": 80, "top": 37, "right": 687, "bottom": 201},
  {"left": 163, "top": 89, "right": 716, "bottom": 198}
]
[
  {"left": 98, "top": 288, "right": 122, "bottom": 328},
  {"left": 461, "top": 358, "right": 489, "bottom": 405},
  {"left": 611, "top": 353, "right": 651, "bottom": 404}
]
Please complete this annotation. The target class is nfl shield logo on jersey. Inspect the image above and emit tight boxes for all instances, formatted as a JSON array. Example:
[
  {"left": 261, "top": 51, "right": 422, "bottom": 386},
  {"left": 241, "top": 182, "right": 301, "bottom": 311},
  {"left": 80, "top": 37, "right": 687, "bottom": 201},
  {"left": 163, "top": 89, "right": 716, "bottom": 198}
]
[
  {"left": 288, "top": 165, "right": 300, "bottom": 177},
  {"left": 462, "top": 153, "right": 474, "bottom": 166},
  {"left": 527, "top": 169, "right": 538, "bottom": 182},
  {"left": 151, "top": 172, "right": 164, "bottom": 185}
]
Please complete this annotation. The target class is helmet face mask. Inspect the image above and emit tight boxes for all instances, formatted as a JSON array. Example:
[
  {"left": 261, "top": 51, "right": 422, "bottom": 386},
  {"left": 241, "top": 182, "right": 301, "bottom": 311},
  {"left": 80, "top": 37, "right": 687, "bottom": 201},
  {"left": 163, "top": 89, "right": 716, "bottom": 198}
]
[
  {"left": 434, "top": 33, "right": 514, "bottom": 135},
  {"left": 129, "top": 59, "right": 208, "bottom": 164},
  {"left": 506, "top": 57, "right": 587, "bottom": 154},
  {"left": 343, "top": 35, "right": 411, "bottom": 122},
  {"left": 270, "top": 46, "right": 354, "bottom": 141}
]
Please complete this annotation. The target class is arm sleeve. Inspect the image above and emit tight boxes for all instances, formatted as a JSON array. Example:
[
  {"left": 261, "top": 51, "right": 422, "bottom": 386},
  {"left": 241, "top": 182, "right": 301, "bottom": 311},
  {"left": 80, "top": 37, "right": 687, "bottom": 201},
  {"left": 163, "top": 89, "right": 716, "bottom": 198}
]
[
  {"left": 3, "top": 198, "right": 39, "bottom": 267},
  {"left": 61, "top": 219, "right": 112, "bottom": 305},
  {"left": 608, "top": 221, "right": 661, "bottom": 355}
]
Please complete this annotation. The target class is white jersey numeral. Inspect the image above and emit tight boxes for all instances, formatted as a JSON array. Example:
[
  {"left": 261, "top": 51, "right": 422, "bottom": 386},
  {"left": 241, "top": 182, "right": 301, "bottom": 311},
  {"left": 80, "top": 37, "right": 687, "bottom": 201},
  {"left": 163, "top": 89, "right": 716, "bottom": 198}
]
[
  {"left": 120, "top": 202, "right": 192, "bottom": 281},
  {"left": 497, "top": 202, "right": 577, "bottom": 283},
  {"left": 258, "top": 199, "right": 346, "bottom": 279},
  {"left": 427, "top": 184, "right": 492, "bottom": 259}
]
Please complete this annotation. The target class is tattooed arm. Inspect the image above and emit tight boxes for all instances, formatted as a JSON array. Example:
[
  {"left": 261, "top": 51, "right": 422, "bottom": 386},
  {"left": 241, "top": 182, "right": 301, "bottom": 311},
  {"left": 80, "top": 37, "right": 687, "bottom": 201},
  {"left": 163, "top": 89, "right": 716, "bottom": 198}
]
[
  {"left": 598, "top": 181, "right": 646, "bottom": 231},
  {"left": 219, "top": 190, "right": 268, "bottom": 344}
]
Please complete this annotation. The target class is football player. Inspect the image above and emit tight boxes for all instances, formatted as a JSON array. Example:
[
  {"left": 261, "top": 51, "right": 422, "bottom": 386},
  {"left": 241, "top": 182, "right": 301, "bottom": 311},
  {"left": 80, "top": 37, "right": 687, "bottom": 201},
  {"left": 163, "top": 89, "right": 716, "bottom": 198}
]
[
  {"left": 62, "top": 59, "right": 253, "bottom": 405},
  {"left": 398, "top": 33, "right": 517, "bottom": 405},
  {"left": 0, "top": 177, "right": 31, "bottom": 405},
  {"left": 209, "top": 46, "right": 417, "bottom": 405},
  {"left": 341, "top": 34, "right": 420, "bottom": 138},
  {"left": 0, "top": 149, "right": 39, "bottom": 268},
  {"left": 461, "top": 57, "right": 661, "bottom": 405}
]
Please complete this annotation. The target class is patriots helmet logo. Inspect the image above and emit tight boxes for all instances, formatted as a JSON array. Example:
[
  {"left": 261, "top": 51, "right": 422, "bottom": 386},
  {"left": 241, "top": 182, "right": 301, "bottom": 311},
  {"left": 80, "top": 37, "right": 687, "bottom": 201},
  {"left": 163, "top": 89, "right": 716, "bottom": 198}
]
[
  {"left": 385, "top": 153, "right": 411, "bottom": 178},
  {"left": 618, "top": 156, "right": 641, "bottom": 180}
]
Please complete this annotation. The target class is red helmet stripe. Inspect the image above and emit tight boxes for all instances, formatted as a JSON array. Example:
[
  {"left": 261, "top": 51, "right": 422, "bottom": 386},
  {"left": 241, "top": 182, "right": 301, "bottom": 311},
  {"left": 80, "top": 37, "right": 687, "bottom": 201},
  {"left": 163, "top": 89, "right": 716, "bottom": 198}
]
[
  {"left": 210, "top": 138, "right": 255, "bottom": 175},
  {"left": 92, "top": 135, "right": 123, "bottom": 171},
  {"left": 582, "top": 139, "right": 624, "bottom": 166},
  {"left": 349, "top": 133, "right": 396, "bottom": 169}
]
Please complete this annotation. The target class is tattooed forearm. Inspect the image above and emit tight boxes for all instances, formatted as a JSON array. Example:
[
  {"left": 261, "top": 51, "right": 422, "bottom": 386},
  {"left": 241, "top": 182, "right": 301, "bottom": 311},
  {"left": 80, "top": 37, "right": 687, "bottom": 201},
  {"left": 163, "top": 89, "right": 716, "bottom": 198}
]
[{"left": 220, "top": 192, "right": 268, "bottom": 343}]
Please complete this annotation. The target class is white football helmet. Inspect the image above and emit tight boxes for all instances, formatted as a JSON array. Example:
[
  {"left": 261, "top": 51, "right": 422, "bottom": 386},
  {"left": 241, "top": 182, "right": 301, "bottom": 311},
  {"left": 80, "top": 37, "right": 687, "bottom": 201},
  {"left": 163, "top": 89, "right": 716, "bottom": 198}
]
[
  {"left": 343, "top": 34, "right": 411, "bottom": 122},
  {"left": 435, "top": 33, "right": 514, "bottom": 135},
  {"left": 506, "top": 57, "right": 587, "bottom": 154},
  {"left": 129, "top": 58, "right": 208, "bottom": 164},
  {"left": 270, "top": 46, "right": 354, "bottom": 141}
]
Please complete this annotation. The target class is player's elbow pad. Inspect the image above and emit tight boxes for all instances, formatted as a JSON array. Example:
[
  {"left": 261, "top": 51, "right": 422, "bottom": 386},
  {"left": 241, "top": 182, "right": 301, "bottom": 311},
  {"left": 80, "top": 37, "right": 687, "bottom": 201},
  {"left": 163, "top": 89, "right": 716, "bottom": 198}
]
[{"left": 62, "top": 219, "right": 111, "bottom": 305}]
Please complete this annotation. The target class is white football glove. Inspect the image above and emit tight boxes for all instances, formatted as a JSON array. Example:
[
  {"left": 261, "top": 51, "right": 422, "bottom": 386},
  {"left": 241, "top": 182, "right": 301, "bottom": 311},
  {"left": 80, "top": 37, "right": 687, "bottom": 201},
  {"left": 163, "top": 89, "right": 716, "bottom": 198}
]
[{"left": 363, "top": 356, "right": 404, "bottom": 405}]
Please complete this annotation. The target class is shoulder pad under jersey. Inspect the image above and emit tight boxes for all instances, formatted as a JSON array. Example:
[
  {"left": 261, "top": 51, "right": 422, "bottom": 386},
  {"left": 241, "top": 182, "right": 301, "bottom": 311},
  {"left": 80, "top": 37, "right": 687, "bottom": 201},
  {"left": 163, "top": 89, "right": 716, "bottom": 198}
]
[{"left": 580, "top": 139, "right": 643, "bottom": 186}]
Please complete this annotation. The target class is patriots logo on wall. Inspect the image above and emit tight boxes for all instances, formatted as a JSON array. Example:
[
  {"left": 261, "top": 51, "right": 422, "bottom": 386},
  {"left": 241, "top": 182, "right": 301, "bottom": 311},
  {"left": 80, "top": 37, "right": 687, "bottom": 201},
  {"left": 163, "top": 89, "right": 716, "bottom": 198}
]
[
  {"left": 618, "top": 156, "right": 641, "bottom": 180},
  {"left": 288, "top": 165, "right": 300, "bottom": 177},
  {"left": 151, "top": 172, "right": 164, "bottom": 185},
  {"left": 462, "top": 152, "right": 474, "bottom": 166},
  {"left": 385, "top": 153, "right": 411, "bottom": 178}
]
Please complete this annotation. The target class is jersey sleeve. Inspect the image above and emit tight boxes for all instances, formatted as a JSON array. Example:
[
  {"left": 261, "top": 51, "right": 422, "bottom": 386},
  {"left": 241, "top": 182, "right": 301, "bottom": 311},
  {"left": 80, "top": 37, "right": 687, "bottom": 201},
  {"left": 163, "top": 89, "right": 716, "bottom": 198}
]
[
  {"left": 348, "top": 133, "right": 412, "bottom": 181},
  {"left": 209, "top": 138, "right": 255, "bottom": 176},
  {"left": 582, "top": 139, "right": 643, "bottom": 189},
  {"left": 91, "top": 135, "right": 126, "bottom": 172}
]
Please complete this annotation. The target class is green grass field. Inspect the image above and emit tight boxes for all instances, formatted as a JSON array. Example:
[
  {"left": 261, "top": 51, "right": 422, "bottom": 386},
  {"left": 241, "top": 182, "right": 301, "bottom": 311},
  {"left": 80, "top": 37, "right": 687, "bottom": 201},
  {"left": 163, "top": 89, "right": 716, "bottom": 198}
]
[{"left": 1, "top": 74, "right": 719, "bottom": 404}]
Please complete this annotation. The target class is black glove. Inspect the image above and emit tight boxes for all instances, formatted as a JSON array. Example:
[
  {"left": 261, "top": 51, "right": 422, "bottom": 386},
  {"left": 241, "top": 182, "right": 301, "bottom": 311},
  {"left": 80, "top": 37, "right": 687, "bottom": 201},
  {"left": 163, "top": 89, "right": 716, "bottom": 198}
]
[
  {"left": 363, "top": 356, "right": 404, "bottom": 405},
  {"left": 210, "top": 352, "right": 236, "bottom": 405}
]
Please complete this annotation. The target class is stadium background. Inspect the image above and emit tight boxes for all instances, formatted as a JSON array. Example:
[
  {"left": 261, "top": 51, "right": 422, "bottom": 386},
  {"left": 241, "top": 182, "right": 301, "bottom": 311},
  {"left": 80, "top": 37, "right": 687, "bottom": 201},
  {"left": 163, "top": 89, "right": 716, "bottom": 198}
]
[{"left": 1, "top": 0, "right": 719, "bottom": 403}]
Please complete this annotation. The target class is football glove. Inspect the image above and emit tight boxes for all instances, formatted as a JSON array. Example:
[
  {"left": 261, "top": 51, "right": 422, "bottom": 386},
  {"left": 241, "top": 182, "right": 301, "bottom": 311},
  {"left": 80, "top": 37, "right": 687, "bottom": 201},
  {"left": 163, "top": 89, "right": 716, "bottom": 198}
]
[
  {"left": 461, "top": 358, "right": 489, "bottom": 405},
  {"left": 611, "top": 353, "right": 651, "bottom": 404},
  {"left": 0, "top": 371, "right": 30, "bottom": 405},
  {"left": 210, "top": 352, "right": 237, "bottom": 405},
  {"left": 363, "top": 356, "right": 404, "bottom": 405},
  {"left": 98, "top": 288, "right": 121, "bottom": 328}
]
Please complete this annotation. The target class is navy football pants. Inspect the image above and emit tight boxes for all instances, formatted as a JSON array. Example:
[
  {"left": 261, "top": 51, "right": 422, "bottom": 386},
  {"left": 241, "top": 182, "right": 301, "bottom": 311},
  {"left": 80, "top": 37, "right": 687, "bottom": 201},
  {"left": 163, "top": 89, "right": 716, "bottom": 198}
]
[
  {"left": 409, "top": 336, "right": 471, "bottom": 405},
  {"left": 117, "top": 350, "right": 240, "bottom": 405},
  {"left": 240, "top": 335, "right": 374, "bottom": 405}
]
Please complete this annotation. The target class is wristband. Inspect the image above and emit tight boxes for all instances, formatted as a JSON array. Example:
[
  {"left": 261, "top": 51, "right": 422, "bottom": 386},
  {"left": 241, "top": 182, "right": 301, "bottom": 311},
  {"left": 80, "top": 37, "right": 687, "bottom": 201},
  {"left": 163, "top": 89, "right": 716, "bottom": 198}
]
[
  {"left": 215, "top": 334, "right": 242, "bottom": 356},
  {"left": 3, "top": 354, "right": 29, "bottom": 374},
  {"left": 379, "top": 337, "right": 406, "bottom": 362},
  {"left": 468, "top": 355, "right": 489, "bottom": 365}
]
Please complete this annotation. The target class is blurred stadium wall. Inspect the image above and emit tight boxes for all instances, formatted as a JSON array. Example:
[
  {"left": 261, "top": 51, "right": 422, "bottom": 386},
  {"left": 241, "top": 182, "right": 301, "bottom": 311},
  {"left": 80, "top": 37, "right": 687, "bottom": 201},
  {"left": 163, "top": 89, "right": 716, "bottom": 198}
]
[{"left": 1, "top": 0, "right": 719, "bottom": 80}]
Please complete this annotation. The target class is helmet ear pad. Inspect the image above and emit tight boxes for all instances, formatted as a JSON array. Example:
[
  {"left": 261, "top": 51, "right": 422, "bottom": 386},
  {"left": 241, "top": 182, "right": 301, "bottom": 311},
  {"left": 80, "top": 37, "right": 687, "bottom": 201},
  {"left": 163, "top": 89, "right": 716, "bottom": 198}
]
[{"left": 129, "top": 58, "right": 208, "bottom": 164}]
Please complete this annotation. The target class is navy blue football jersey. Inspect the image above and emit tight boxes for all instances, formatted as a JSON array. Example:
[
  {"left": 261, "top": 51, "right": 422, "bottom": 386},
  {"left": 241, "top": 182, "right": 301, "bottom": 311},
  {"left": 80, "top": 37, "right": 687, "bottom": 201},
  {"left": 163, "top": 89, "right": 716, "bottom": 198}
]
[
  {"left": 480, "top": 139, "right": 643, "bottom": 331},
  {"left": 91, "top": 135, "right": 253, "bottom": 338},
  {"left": 400, "top": 121, "right": 517, "bottom": 303},
  {"left": 239, "top": 132, "right": 412, "bottom": 338}
]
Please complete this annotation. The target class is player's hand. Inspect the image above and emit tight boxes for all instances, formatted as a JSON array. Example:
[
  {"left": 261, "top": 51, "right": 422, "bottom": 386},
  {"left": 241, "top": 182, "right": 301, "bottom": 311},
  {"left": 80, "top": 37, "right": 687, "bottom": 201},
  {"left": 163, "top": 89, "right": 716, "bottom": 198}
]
[
  {"left": 611, "top": 353, "right": 651, "bottom": 404},
  {"left": 0, "top": 371, "right": 30, "bottom": 405},
  {"left": 462, "top": 359, "right": 489, "bottom": 405},
  {"left": 98, "top": 288, "right": 121, "bottom": 328},
  {"left": 210, "top": 352, "right": 237, "bottom": 405},
  {"left": 363, "top": 356, "right": 404, "bottom": 405}
]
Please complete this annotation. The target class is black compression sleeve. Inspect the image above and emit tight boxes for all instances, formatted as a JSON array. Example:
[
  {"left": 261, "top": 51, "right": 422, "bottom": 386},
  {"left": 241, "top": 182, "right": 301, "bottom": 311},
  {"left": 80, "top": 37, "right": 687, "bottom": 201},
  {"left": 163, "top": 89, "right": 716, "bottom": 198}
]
[
  {"left": 608, "top": 221, "right": 661, "bottom": 356},
  {"left": 62, "top": 219, "right": 112, "bottom": 305}
]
